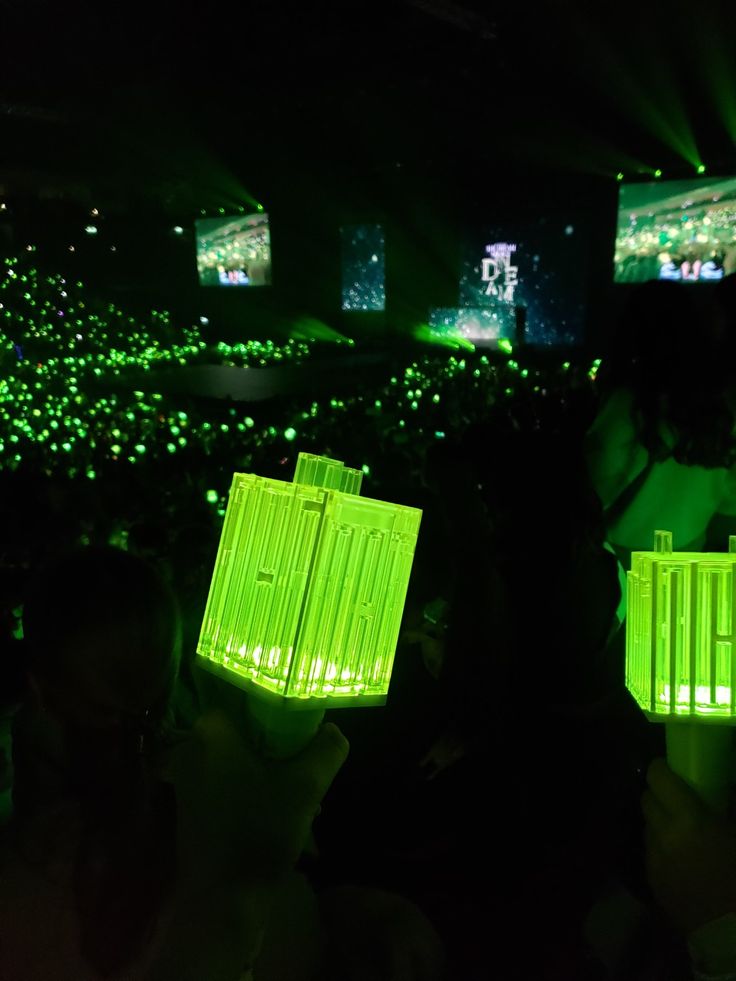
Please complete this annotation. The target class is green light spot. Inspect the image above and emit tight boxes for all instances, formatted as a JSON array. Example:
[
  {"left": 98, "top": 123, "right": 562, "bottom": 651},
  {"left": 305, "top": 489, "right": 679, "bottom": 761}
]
[
  {"left": 697, "top": 164, "right": 706, "bottom": 174},
  {"left": 206, "top": 489, "right": 219, "bottom": 504},
  {"left": 284, "top": 427, "right": 297, "bottom": 441}
]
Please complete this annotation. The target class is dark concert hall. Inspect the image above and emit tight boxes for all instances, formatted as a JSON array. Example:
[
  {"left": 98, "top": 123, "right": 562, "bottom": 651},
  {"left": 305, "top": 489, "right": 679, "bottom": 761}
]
[{"left": 1, "top": 2, "right": 736, "bottom": 978}]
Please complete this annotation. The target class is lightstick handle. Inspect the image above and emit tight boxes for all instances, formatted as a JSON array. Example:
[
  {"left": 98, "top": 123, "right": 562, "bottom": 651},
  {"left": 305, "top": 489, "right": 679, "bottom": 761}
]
[
  {"left": 247, "top": 694, "right": 326, "bottom": 760},
  {"left": 665, "top": 723, "right": 734, "bottom": 814}
]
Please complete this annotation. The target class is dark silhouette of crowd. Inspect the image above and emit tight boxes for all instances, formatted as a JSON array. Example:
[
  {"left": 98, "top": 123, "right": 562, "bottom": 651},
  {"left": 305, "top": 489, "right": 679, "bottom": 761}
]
[{"left": 1, "top": 275, "right": 736, "bottom": 980}]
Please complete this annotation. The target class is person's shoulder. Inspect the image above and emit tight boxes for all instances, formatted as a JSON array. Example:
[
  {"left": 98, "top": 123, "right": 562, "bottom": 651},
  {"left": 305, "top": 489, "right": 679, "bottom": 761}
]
[
  {"left": 588, "top": 387, "right": 637, "bottom": 438},
  {"left": 715, "top": 464, "right": 736, "bottom": 516}
]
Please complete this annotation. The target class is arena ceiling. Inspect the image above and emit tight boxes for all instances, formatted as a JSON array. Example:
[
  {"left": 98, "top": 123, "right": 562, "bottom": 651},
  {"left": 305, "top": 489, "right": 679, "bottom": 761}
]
[{"left": 1, "top": 0, "right": 735, "bottom": 210}]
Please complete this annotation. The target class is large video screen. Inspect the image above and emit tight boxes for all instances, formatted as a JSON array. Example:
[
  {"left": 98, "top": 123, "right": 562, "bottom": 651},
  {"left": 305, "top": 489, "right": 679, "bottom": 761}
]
[
  {"left": 341, "top": 224, "right": 386, "bottom": 311},
  {"left": 614, "top": 176, "right": 736, "bottom": 283},
  {"left": 195, "top": 212, "right": 272, "bottom": 287},
  {"left": 440, "top": 219, "right": 586, "bottom": 346}
]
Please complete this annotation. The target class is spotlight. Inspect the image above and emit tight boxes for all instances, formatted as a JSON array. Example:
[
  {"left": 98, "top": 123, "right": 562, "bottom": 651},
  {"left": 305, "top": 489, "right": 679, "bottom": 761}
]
[
  {"left": 85, "top": 225, "right": 98, "bottom": 235},
  {"left": 218, "top": 207, "right": 225, "bottom": 215},
  {"left": 616, "top": 172, "right": 624, "bottom": 181},
  {"left": 697, "top": 164, "right": 706, "bottom": 174},
  {"left": 256, "top": 203, "right": 264, "bottom": 212},
  {"left": 173, "top": 225, "right": 184, "bottom": 235},
  {"left": 654, "top": 169, "right": 662, "bottom": 178}
]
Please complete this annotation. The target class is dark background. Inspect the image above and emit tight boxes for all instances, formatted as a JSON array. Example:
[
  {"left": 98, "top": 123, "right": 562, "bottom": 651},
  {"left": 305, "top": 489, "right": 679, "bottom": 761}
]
[{"left": 1, "top": 0, "right": 734, "bottom": 344}]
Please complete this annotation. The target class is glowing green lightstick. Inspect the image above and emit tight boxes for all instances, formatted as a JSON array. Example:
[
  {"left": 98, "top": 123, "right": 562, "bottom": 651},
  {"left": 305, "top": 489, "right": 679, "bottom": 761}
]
[
  {"left": 626, "top": 530, "right": 736, "bottom": 812},
  {"left": 197, "top": 453, "right": 422, "bottom": 757}
]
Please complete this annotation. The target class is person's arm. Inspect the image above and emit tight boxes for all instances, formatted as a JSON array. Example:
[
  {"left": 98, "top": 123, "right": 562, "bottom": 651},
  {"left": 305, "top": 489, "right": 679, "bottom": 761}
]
[
  {"left": 585, "top": 388, "right": 649, "bottom": 510},
  {"left": 688, "top": 913, "right": 736, "bottom": 981},
  {"left": 642, "top": 759, "right": 736, "bottom": 981},
  {"left": 145, "top": 877, "right": 273, "bottom": 981},
  {"left": 148, "top": 711, "right": 349, "bottom": 981}
]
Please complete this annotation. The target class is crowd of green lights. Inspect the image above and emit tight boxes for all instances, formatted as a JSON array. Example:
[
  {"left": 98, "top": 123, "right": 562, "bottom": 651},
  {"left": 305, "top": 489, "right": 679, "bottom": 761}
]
[{"left": 0, "top": 257, "right": 599, "bottom": 487}]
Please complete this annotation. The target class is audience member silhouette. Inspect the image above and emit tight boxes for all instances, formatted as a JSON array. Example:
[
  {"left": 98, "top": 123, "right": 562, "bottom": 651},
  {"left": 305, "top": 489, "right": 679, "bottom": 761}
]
[{"left": 586, "top": 281, "right": 736, "bottom": 569}]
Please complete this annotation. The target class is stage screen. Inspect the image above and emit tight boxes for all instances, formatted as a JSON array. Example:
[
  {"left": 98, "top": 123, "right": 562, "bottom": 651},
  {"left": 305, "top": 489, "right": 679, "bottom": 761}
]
[
  {"left": 196, "top": 213, "right": 272, "bottom": 287},
  {"left": 440, "top": 219, "right": 586, "bottom": 346},
  {"left": 614, "top": 176, "right": 736, "bottom": 283},
  {"left": 427, "top": 307, "right": 506, "bottom": 345},
  {"left": 340, "top": 224, "right": 386, "bottom": 311}
]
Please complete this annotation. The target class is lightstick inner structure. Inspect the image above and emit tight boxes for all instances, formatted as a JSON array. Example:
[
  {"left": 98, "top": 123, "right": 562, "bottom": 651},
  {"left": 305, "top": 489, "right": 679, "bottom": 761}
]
[
  {"left": 197, "top": 453, "right": 422, "bottom": 708},
  {"left": 626, "top": 530, "right": 736, "bottom": 723}
]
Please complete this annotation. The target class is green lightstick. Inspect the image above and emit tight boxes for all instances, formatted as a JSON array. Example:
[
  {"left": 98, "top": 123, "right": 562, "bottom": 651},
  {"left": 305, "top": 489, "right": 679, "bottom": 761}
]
[
  {"left": 626, "top": 530, "right": 736, "bottom": 812},
  {"left": 197, "top": 453, "right": 422, "bottom": 757}
]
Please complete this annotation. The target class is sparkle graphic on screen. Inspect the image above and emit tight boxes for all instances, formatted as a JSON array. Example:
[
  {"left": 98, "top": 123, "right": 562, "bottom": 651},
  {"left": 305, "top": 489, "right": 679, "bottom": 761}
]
[{"left": 341, "top": 225, "right": 386, "bottom": 312}]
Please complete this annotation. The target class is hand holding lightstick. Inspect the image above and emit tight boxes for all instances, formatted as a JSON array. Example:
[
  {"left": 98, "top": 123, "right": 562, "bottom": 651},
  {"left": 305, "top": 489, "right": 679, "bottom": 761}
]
[
  {"left": 196, "top": 453, "right": 422, "bottom": 758},
  {"left": 626, "top": 530, "right": 736, "bottom": 813}
]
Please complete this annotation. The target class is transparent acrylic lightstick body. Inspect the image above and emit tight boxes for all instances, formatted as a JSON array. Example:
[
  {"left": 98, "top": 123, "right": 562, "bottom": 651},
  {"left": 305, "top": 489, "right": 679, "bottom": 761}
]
[
  {"left": 626, "top": 530, "right": 736, "bottom": 812},
  {"left": 197, "top": 453, "right": 422, "bottom": 757}
]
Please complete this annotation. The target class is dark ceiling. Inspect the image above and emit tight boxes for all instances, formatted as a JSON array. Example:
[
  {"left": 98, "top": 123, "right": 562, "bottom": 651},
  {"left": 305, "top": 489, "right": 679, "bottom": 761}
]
[{"left": 1, "top": 0, "right": 735, "bottom": 210}]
